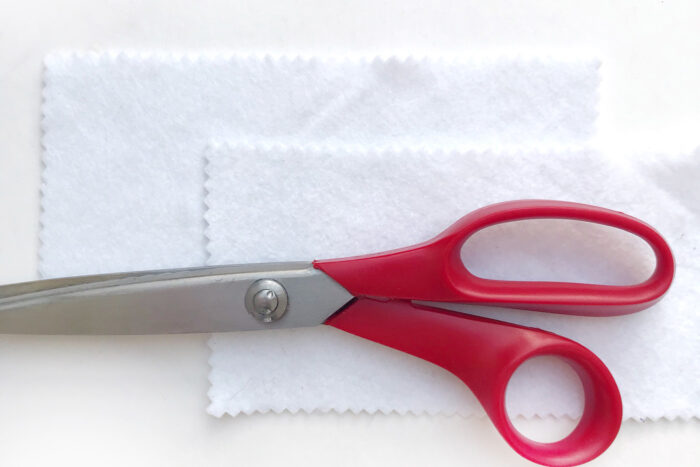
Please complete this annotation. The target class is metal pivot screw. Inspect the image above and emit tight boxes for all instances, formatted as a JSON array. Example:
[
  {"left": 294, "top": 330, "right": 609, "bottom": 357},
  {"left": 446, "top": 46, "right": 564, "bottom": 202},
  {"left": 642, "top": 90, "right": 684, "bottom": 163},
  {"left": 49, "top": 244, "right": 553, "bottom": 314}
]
[{"left": 244, "top": 279, "right": 288, "bottom": 323}]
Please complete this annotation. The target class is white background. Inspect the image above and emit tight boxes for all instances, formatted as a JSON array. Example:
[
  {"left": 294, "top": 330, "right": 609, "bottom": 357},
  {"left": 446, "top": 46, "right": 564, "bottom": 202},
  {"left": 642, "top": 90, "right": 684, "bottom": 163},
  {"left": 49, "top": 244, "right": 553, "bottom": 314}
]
[{"left": 1, "top": 1, "right": 699, "bottom": 465}]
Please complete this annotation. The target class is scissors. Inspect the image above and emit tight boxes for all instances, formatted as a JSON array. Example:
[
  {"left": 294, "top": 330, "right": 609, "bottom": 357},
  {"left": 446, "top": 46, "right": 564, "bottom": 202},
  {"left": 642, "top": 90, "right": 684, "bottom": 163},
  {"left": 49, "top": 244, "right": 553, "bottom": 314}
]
[{"left": 0, "top": 200, "right": 674, "bottom": 466}]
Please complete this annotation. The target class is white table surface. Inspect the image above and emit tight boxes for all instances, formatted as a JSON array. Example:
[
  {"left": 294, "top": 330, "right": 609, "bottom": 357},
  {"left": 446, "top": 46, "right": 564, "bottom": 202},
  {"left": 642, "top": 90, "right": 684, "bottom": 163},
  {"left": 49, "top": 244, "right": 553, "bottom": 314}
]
[{"left": 1, "top": 1, "right": 699, "bottom": 465}]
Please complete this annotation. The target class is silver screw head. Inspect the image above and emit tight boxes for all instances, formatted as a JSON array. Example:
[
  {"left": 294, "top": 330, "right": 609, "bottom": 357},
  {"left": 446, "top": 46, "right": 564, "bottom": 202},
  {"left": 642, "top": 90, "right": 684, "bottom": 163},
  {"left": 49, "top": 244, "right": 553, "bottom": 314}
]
[{"left": 245, "top": 279, "right": 288, "bottom": 323}]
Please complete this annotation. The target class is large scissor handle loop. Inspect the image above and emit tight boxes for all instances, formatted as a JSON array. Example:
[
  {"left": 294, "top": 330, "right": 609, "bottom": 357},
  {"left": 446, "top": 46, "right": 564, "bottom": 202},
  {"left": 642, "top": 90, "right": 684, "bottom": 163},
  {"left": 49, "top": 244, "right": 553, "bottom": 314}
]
[{"left": 316, "top": 200, "right": 675, "bottom": 316}]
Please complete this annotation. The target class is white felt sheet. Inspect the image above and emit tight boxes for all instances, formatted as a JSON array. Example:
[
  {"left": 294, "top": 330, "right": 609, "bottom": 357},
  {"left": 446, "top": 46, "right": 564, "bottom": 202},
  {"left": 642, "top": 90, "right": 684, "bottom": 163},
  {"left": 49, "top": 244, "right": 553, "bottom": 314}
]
[
  {"left": 40, "top": 52, "right": 599, "bottom": 278},
  {"left": 205, "top": 144, "right": 700, "bottom": 421}
]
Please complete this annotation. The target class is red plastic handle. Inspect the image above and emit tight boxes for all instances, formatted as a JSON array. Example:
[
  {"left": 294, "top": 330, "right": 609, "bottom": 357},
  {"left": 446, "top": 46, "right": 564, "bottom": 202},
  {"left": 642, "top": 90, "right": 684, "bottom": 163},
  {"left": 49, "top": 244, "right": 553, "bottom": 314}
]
[
  {"left": 315, "top": 200, "right": 675, "bottom": 315},
  {"left": 326, "top": 298, "right": 623, "bottom": 467}
]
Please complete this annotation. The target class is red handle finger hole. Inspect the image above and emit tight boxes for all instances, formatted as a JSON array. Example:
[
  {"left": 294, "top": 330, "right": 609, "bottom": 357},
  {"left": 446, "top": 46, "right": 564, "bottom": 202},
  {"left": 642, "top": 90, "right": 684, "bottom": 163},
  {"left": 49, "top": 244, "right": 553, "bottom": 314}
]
[{"left": 488, "top": 351, "right": 621, "bottom": 466}]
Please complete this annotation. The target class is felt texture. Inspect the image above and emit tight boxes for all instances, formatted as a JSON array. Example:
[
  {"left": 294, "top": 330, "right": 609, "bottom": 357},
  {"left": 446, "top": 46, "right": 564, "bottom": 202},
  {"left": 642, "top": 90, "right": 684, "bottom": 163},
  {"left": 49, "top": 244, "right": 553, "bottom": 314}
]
[
  {"left": 40, "top": 52, "right": 599, "bottom": 277},
  {"left": 205, "top": 144, "right": 700, "bottom": 420}
]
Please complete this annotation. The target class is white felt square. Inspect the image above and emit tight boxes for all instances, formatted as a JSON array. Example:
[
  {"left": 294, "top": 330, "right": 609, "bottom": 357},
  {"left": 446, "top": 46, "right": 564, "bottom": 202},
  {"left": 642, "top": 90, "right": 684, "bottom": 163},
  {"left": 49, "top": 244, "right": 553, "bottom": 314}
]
[
  {"left": 205, "top": 144, "right": 700, "bottom": 420},
  {"left": 40, "top": 53, "right": 599, "bottom": 278}
]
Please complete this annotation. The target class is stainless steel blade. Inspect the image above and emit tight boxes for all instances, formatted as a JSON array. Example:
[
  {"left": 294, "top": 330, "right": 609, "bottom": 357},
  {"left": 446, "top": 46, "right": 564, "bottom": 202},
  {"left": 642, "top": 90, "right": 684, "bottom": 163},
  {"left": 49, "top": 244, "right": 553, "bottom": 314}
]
[{"left": 0, "top": 262, "right": 354, "bottom": 334}]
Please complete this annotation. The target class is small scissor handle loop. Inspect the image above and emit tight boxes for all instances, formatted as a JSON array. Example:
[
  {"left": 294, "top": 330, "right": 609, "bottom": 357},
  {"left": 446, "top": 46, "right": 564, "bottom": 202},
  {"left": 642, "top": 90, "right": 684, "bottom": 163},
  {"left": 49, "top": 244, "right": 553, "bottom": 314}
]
[
  {"left": 315, "top": 200, "right": 675, "bottom": 316},
  {"left": 326, "top": 299, "right": 623, "bottom": 467}
]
